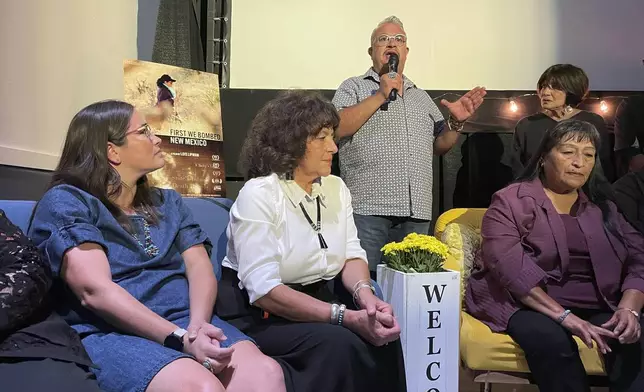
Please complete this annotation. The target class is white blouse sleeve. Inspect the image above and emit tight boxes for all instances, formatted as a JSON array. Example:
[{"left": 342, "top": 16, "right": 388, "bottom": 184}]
[
  {"left": 228, "top": 180, "right": 283, "bottom": 304},
  {"left": 341, "top": 179, "right": 368, "bottom": 264}
]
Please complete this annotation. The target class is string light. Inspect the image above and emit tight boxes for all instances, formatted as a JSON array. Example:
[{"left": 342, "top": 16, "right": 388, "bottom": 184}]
[
  {"left": 431, "top": 92, "right": 631, "bottom": 102},
  {"left": 430, "top": 93, "right": 632, "bottom": 116},
  {"left": 509, "top": 100, "right": 518, "bottom": 113}
]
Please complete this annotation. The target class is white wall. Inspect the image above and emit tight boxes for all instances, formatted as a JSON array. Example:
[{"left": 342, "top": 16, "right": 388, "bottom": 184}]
[
  {"left": 0, "top": 0, "right": 138, "bottom": 170},
  {"left": 230, "top": 0, "right": 644, "bottom": 91},
  {"left": 2, "top": 0, "right": 642, "bottom": 170}
]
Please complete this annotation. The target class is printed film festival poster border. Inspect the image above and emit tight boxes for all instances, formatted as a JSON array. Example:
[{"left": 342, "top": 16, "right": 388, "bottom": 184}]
[{"left": 123, "top": 59, "right": 226, "bottom": 197}]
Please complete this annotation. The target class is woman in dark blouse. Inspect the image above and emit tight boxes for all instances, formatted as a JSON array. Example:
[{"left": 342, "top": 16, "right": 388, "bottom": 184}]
[
  {"left": 511, "top": 64, "right": 615, "bottom": 182},
  {"left": 0, "top": 210, "right": 100, "bottom": 391},
  {"left": 467, "top": 120, "right": 643, "bottom": 392}
]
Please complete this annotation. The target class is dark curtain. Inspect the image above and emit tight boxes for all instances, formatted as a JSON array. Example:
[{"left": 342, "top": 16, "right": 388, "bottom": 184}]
[{"left": 152, "top": 0, "right": 205, "bottom": 71}]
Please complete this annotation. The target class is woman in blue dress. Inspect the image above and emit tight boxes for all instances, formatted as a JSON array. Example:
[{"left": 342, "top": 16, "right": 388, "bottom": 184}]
[{"left": 29, "top": 100, "right": 286, "bottom": 392}]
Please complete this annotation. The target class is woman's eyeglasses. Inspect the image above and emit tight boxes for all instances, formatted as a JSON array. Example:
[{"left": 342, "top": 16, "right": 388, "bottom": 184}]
[{"left": 126, "top": 124, "right": 155, "bottom": 140}]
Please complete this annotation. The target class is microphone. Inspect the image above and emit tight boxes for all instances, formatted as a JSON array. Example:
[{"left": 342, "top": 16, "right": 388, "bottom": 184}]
[{"left": 388, "top": 54, "right": 399, "bottom": 102}]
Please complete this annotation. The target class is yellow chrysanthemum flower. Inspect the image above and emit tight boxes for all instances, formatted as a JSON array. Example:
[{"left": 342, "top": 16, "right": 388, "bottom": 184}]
[{"left": 380, "top": 232, "right": 448, "bottom": 273}]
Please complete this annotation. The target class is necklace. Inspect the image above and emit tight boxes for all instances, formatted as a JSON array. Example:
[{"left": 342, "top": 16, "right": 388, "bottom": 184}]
[
  {"left": 132, "top": 218, "right": 160, "bottom": 257},
  {"left": 298, "top": 196, "right": 328, "bottom": 249}
]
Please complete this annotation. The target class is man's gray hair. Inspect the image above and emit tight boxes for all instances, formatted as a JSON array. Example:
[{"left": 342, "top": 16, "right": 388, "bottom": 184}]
[{"left": 370, "top": 16, "right": 405, "bottom": 44}]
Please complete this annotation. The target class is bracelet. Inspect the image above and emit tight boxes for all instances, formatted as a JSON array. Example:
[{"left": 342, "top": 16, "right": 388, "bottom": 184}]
[
  {"left": 338, "top": 304, "right": 347, "bottom": 326},
  {"left": 351, "top": 279, "right": 371, "bottom": 293},
  {"left": 447, "top": 115, "right": 465, "bottom": 133},
  {"left": 557, "top": 309, "right": 571, "bottom": 324},
  {"left": 352, "top": 283, "right": 376, "bottom": 309},
  {"left": 330, "top": 303, "right": 340, "bottom": 324},
  {"left": 618, "top": 307, "right": 640, "bottom": 319}
]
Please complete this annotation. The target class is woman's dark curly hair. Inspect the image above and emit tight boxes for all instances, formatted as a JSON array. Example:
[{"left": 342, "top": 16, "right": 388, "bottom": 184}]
[{"left": 239, "top": 90, "right": 340, "bottom": 179}]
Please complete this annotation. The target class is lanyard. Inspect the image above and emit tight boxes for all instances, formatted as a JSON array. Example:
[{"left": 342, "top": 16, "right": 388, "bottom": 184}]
[{"left": 298, "top": 196, "right": 328, "bottom": 249}]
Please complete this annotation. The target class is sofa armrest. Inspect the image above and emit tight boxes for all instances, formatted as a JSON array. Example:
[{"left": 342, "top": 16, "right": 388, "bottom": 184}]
[
  {"left": 444, "top": 254, "right": 464, "bottom": 274},
  {"left": 372, "top": 279, "right": 384, "bottom": 300}
]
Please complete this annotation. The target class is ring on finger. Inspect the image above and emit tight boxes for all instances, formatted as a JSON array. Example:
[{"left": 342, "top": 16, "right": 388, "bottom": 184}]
[
  {"left": 202, "top": 357, "right": 213, "bottom": 373},
  {"left": 388, "top": 71, "right": 396, "bottom": 79}
]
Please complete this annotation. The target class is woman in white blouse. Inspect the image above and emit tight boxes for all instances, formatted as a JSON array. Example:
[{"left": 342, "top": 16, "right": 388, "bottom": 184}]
[{"left": 217, "top": 91, "right": 406, "bottom": 392}]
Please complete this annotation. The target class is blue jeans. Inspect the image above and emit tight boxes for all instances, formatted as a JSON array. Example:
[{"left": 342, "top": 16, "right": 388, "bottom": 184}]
[{"left": 353, "top": 214, "right": 431, "bottom": 277}]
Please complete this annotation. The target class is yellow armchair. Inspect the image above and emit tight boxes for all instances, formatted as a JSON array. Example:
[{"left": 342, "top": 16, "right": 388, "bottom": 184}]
[{"left": 434, "top": 208, "right": 606, "bottom": 390}]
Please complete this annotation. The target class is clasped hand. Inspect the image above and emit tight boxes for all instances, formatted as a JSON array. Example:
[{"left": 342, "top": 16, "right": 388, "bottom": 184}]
[
  {"left": 602, "top": 309, "right": 641, "bottom": 345},
  {"left": 561, "top": 314, "right": 616, "bottom": 354},
  {"left": 561, "top": 309, "right": 641, "bottom": 355},
  {"left": 183, "top": 322, "right": 234, "bottom": 374},
  {"left": 346, "top": 292, "right": 400, "bottom": 347}
]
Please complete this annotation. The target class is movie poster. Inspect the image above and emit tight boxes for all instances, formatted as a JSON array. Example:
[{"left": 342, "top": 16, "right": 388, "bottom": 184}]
[{"left": 123, "top": 59, "right": 226, "bottom": 197}]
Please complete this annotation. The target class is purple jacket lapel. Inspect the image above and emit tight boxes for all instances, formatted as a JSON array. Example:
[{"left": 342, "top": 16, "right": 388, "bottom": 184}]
[{"left": 516, "top": 177, "right": 579, "bottom": 280}]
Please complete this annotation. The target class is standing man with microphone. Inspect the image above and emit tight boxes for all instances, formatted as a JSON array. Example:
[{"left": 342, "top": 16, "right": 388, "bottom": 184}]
[{"left": 333, "top": 16, "right": 486, "bottom": 278}]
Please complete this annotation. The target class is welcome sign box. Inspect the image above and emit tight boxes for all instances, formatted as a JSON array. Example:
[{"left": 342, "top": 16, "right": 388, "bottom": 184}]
[{"left": 377, "top": 265, "right": 461, "bottom": 392}]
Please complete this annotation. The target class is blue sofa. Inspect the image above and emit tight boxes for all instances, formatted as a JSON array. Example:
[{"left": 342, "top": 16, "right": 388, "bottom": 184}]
[
  {"left": 0, "top": 197, "right": 382, "bottom": 296},
  {"left": 0, "top": 197, "right": 234, "bottom": 280}
]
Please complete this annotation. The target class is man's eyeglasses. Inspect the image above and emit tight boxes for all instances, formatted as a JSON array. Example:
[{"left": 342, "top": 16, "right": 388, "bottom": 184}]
[
  {"left": 373, "top": 34, "right": 407, "bottom": 47},
  {"left": 126, "top": 123, "right": 155, "bottom": 140}
]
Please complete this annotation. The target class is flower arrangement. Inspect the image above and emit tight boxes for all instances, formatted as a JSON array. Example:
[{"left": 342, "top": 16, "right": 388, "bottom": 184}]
[{"left": 380, "top": 233, "right": 449, "bottom": 273}]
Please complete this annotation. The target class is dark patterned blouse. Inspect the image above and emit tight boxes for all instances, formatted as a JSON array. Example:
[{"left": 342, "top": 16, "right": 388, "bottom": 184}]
[{"left": 0, "top": 209, "right": 92, "bottom": 366}]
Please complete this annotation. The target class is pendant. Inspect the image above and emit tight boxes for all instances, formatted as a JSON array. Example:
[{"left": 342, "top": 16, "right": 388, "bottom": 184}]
[{"left": 318, "top": 233, "right": 328, "bottom": 249}]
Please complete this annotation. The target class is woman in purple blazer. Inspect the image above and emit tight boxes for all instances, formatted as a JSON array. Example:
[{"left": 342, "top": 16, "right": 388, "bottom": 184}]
[{"left": 466, "top": 120, "right": 644, "bottom": 392}]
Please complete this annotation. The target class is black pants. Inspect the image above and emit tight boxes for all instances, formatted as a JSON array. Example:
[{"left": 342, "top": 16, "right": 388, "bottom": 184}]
[
  {"left": 0, "top": 357, "right": 101, "bottom": 392},
  {"left": 216, "top": 267, "right": 407, "bottom": 392},
  {"left": 507, "top": 308, "right": 644, "bottom": 392}
]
